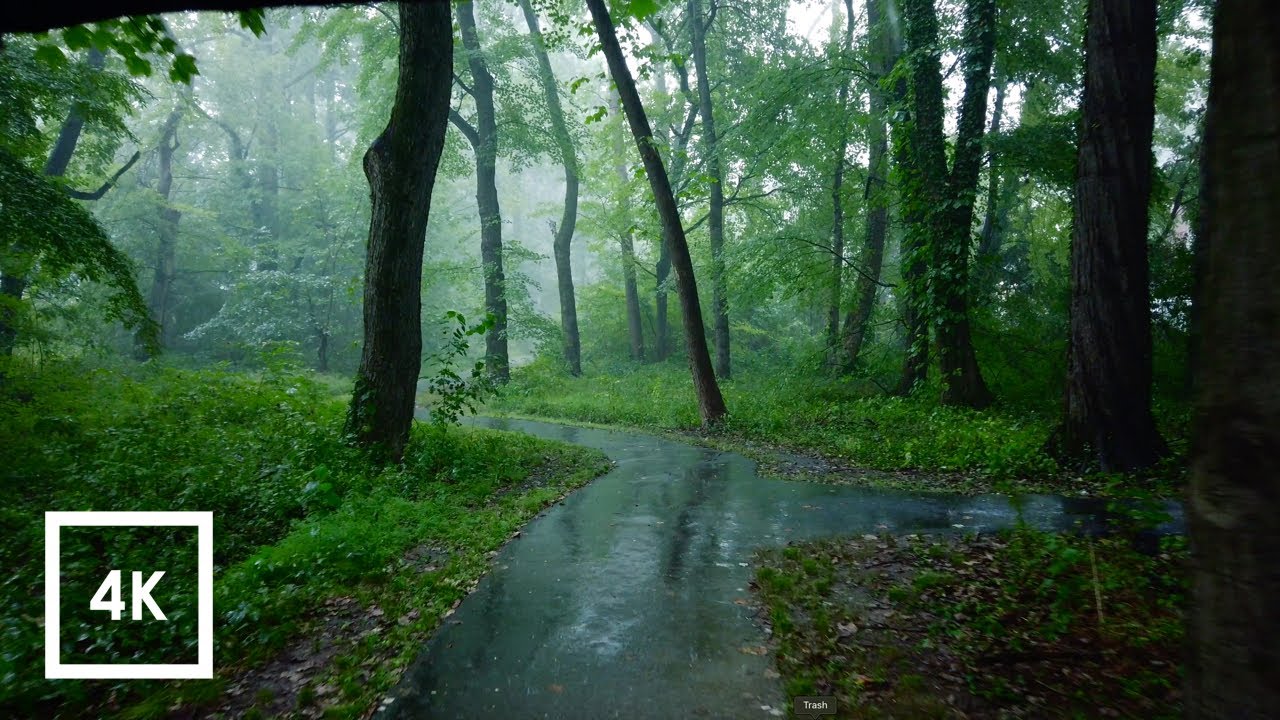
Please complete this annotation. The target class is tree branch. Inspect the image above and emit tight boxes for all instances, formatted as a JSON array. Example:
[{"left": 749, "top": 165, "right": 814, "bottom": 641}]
[{"left": 64, "top": 151, "right": 141, "bottom": 201}]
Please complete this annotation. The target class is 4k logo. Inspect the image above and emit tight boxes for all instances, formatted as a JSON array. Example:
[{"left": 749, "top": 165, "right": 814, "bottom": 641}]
[
  {"left": 45, "top": 511, "right": 213, "bottom": 679},
  {"left": 90, "top": 570, "right": 169, "bottom": 621}
]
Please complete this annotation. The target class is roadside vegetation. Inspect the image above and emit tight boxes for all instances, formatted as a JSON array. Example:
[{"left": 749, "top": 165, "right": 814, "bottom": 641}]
[
  {"left": 753, "top": 527, "right": 1187, "bottom": 719},
  {"left": 0, "top": 360, "right": 608, "bottom": 718},
  {"left": 492, "top": 358, "right": 1189, "bottom": 498}
]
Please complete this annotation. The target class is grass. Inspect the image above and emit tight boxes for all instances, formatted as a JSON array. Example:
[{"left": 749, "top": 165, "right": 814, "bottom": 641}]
[
  {"left": 752, "top": 528, "right": 1187, "bottom": 718},
  {"left": 0, "top": 360, "right": 609, "bottom": 718},
  {"left": 490, "top": 358, "right": 1189, "bottom": 497}
]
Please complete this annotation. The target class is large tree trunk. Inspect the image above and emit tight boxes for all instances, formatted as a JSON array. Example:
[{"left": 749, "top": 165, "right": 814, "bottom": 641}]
[
  {"left": 0, "top": 47, "right": 104, "bottom": 355},
  {"left": 1060, "top": 0, "right": 1165, "bottom": 471},
  {"left": 519, "top": 0, "right": 581, "bottom": 375},
  {"left": 587, "top": 0, "right": 727, "bottom": 425},
  {"left": 138, "top": 107, "right": 184, "bottom": 355},
  {"left": 1185, "top": 2, "right": 1280, "bottom": 716},
  {"left": 841, "top": 0, "right": 900, "bottom": 371},
  {"left": 455, "top": 0, "right": 510, "bottom": 383},
  {"left": 345, "top": 1, "right": 451, "bottom": 462},
  {"left": 688, "top": 0, "right": 730, "bottom": 379},
  {"left": 610, "top": 93, "right": 646, "bottom": 362}
]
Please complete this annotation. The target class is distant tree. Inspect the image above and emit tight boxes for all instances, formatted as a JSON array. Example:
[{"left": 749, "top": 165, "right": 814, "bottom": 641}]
[
  {"left": 345, "top": 1, "right": 452, "bottom": 461},
  {"left": 1185, "top": 0, "right": 1280, "bottom": 716},
  {"left": 688, "top": 0, "right": 730, "bottom": 379},
  {"left": 517, "top": 0, "right": 581, "bottom": 376},
  {"left": 1058, "top": 0, "right": 1166, "bottom": 471},
  {"left": 841, "top": 0, "right": 901, "bottom": 371},
  {"left": 586, "top": 0, "right": 727, "bottom": 425},
  {"left": 450, "top": 0, "right": 510, "bottom": 383}
]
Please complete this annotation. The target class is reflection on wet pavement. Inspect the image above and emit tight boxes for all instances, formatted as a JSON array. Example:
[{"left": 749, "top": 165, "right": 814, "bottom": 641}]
[{"left": 379, "top": 417, "right": 1182, "bottom": 719}]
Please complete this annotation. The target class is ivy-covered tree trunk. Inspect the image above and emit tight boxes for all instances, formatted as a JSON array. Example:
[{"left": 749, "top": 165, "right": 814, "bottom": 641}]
[
  {"left": 1186, "top": 1, "right": 1280, "bottom": 715},
  {"left": 688, "top": 0, "right": 730, "bottom": 380},
  {"left": 345, "top": 1, "right": 451, "bottom": 462},
  {"left": 587, "top": 0, "right": 727, "bottom": 425},
  {"left": 842, "top": 0, "right": 900, "bottom": 371},
  {"left": 901, "top": 0, "right": 995, "bottom": 408},
  {"left": 454, "top": 0, "right": 510, "bottom": 383},
  {"left": 610, "top": 93, "right": 646, "bottom": 362},
  {"left": 519, "top": 0, "right": 581, "bottom": 376},
  {"left": 138, "top": 106, "right": 184, "bottom": 355},
  {"left": 1060, "top": 0, "right": 1165, "bottom": 471}
]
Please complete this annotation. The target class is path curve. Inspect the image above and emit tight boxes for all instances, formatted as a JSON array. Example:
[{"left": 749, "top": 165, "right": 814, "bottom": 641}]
[{"left": 379, "top": 417, "right": 1182, "bottom": 720}]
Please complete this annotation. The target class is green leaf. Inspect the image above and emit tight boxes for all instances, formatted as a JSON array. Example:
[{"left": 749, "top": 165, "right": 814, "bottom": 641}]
[
  {"left": 124, "top": 54, "right": 153, "bottom": 77},
  {"left": 169, "top": 53, "right": 200, "bottom": 84},
  {"left": 33, "top": 44, "right": 67, "bottom": 68},
  {"left": 627, "top": 0, "right": 662, "bottom": 21},
  {"left": 63, "top": 25, "right": 93, "bottom": 50}
]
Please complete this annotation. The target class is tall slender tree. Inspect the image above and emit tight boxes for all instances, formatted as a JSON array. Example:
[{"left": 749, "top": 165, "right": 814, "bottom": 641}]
[
  {"left": 518, "top": 0, "right": 581, "bottom": 375},
  {"left": 450, "top": 0, "right": 510, "bottom": 383},
  {"left": 586, "top": 0, "right": 727, "bottom": 425},
  {"left": 610, "top": 92, "right": 646, "bottom": 362},
  {"left": 842, "top": 0, "right": 901, "bottom": 370},
  {"left": 825, "top": 0, "right": 856, "bottom": 363},
  {"left": 688, "top": 0, "right": 730, "bottom": 379},
  {"left": 1185, "top": 1, "right": 1280, "bottom": 716},
  {"left": 138, "top": 106, "right": 185, "bottom": 354},
  {"left": 345, "top": 1, "right": 452, "bottom": 461},
  {"left": 1059, "top": 0, "right": 1165, "bottom": 471}
]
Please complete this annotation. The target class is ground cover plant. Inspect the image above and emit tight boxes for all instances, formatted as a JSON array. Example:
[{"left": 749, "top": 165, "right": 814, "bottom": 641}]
[
  {"left": 752, "top": 527, "right": 1187, "bottom": 718},
  {"left": 0, "top": 361, "right": 609, "bottom": 718}
]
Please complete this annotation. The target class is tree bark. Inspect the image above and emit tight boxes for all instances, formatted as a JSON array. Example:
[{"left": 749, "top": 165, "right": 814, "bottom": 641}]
[
  {"left": 610, "top": 92, "right": 646, "bottom": 362},
  {"left": 825, "top": 0, "right": 855, "bottom": 363},
  {"left": 454, "top": 0, "right": 509, "bottom": 383},
  {"left": 1060, "top": 0, "right": 1165, "bottom": 471},
  {"left": 842, "top": 0, "right": 899, "bottom": 371},
  {"left": 1185, "top": 2, "right": 1280, "bottom": 715},
  {"left": 688, "top": 0, "right": 730, "bottom": 379},
  {"left": 138, "top": 107, "right": 184, "bottom": 355},
  {"left": 587, "top": 0, "right": 727, "bottom": 425},
  {"left": 519, "top": 0, "right": 581, "bottom": 375},
  {"left": 345, "top": 1, "right": 452, "bottom": 462}
]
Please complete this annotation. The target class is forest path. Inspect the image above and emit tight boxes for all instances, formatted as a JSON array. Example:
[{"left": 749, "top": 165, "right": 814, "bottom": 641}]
[{"left": 379, "top": 417, "right": 1182, "bottom": 719}]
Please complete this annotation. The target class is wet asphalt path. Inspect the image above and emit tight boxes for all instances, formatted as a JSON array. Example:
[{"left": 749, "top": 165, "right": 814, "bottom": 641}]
[{"left": 379, "top": 417, "right": 1182, "bottom": 720}]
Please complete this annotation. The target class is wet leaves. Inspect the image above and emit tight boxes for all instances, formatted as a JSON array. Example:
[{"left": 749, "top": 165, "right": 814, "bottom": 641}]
[{"left": 752, "top": 532, "right": 1187, "bottom": 718}]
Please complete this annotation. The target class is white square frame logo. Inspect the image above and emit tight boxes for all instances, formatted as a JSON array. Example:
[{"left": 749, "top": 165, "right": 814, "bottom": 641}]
[{"left": 45, "top": 511, "right": 213, "bottom": 679}]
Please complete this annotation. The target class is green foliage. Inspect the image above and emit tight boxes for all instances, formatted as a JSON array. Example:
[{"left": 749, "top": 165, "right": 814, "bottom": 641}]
[
  {"left": 0, "top": 360, "right": 608, "bottom": 715},
  {"left": 34, "top": 11, "right": 267, "bottom": 84},
  {"left": 421, "top": 311, "right": 497, "bottom": 425},
  {"left": 0, "top": 147, "right": 156, "bottom": 352},
  {"left": 495, "top": 360, "right": 1062, "bottom": 483}
]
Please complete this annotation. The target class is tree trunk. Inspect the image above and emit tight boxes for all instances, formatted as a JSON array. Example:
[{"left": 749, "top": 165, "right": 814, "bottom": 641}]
[
  {"left": 842, "top": 0, "right": 899, "bottom": 371},
  {"left": 1060, "top": 0, "right": 1165, "bottom": 471},
  {"left": 936, "top": 0, "right": 995, "bottom": 408},
  {"left": 610, "top": 92, "right": 646, "bottom": 362},
  {"left": 0, "top": 47, "right": 104, "bottom": 355},
  {"left": 1186, "top": 2, "right": 1280, "bottom": 713},
  {"left": 587, "top": 0, "right": 727, "bottom": 425},
  {"left": 138, "top": 107, "right": 184, "bottom": 355},
  {"left": 825, "top": 0, "right": 855, "bottom": 363},
  {"left": 519, "top": 0, "right": 580, "bottom": 375},
  {"left": 454, "top": 1, "right": 509, "bottom": 383},
  {"left": 688, "top": 0, "right": 730, "bottom": 379},
  {"left": 345, "top": 1, "right": 451, "bottom": 462}
]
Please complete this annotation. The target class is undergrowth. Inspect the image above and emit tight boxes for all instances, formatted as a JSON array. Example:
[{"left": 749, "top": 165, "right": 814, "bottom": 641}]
[{"left": 0, "top": 360, "right": 609, "bottom": 718}]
